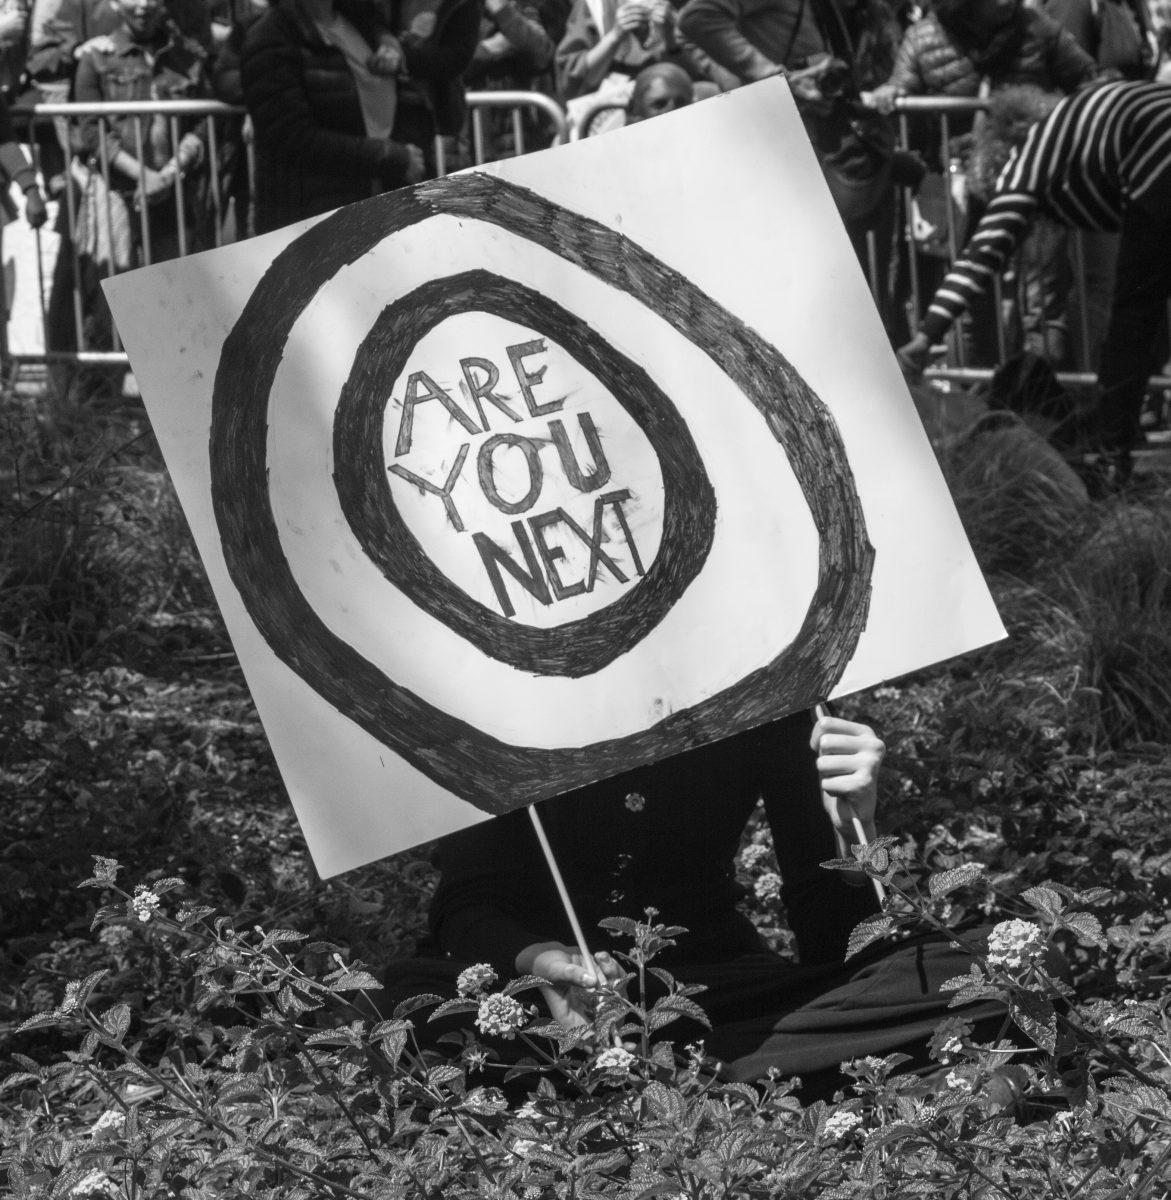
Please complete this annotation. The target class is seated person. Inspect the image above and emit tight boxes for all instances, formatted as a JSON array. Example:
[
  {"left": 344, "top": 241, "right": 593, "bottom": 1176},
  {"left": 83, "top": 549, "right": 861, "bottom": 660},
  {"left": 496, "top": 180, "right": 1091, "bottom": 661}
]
[
  {"left": 556, "top": 0, "right": 730, "bottom": 130},
  {"left": 625, "top": 59, "right": 693, "bottom": 120},
  {"left": 387, "top": 712, "right": 1006, "bottom": 1095}
]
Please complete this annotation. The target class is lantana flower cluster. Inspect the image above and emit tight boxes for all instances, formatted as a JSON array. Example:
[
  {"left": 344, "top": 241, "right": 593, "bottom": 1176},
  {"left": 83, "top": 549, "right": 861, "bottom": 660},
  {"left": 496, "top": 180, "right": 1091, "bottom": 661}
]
[
  {"left": 475, "top": 993, "right": 527, "bottom": 1039},
  {"left": 753, "top": 872, "right": 782, "bottom": 903},
  {"left": 130, "top": 887, "right": 161, "bottom": 923},
  {"left": 594, "top": 1046, "right": 636, "bottom": 1077},
  {"left": 822, "top": 1110, "right": 863, "bottom": 1142},
  {"left": 987, "top": 919, "right": 1046, "bottom": 975},
  {"left": 456, "top": 962, "right": 498, "bottom": 997}
]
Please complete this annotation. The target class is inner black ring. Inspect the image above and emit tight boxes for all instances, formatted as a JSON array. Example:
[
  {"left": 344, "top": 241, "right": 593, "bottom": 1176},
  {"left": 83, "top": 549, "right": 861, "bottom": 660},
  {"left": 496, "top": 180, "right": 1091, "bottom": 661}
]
[{"left": 334, "top": 270, "right": 716, "bottom": 677}]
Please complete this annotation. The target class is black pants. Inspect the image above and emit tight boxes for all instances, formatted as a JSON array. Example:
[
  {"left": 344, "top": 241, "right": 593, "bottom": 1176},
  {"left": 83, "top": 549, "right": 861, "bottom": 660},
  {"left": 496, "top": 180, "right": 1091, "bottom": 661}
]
[
  {"left": 380, "top": 928, "right": 1006, "bottom": 1098},
  {"left": 1097, "top": 199, "right": 1171, "bottom": 453}
]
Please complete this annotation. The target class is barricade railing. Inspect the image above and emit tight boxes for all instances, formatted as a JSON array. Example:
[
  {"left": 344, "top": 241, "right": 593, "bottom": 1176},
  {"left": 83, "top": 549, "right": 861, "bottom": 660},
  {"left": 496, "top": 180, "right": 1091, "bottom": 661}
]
[
  {"left": 439, "top": 90, "right": 567, "bottom": 173},
  {"left": 3, "top": 91, "right": 566, "bottom": 374},
  {"left": 6, "top": 92, "right": 1167, "bottom": 400},
  {"left": 8, "top": 98, "right": 249, "bottom": 368}
]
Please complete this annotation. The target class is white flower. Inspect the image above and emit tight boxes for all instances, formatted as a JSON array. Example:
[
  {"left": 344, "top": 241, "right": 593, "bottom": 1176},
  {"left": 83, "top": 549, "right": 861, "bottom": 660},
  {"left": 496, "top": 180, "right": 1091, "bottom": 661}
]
[
  {"left": 940, "top": 1036, "right": 963, "bottom": 1060},
  {"left": 475, "top": 993, "right": 526, "bottom": 1039},
  {"left": 456, "top": 963, "right": 498, "bottom": 997},
  {"left": 753, "top": 872, "right": 782, "bottom": 902},
  {"left": 594, "top": 1046, "right": 636, "bottom": 1077},
  {"left": 71, "top": 1170, "right": 116, "bottom": 1197},
  {"left": 511, "top": 1138, "right": 538, "bottom": 1158},
  {"left": 460, "top": 1086, "right": 509, "bottom": 1116},
  {"left": 945, "top": 1070, "right": 973, "bottom": 1093},
  {"left": 624, "top": 792, "right": 646, "bottom": 812},
  {"left": 823, "top": 1110, "right": 862, "bottom": 1141},
  {"left": 738, "top": 843, "right": 771, "bottom": 870},
  {"left": 987, "top": 919, "right": 1046, "bottom": 974},
  {"left": 514, "top": 1099, "right": 545, "bottom": 1123},
  {"left": 90, "top": 1109, "right": 125, "bottom": 1138},
  {"left": 131, "top": 887, "right": 161, "bottom": 923}
]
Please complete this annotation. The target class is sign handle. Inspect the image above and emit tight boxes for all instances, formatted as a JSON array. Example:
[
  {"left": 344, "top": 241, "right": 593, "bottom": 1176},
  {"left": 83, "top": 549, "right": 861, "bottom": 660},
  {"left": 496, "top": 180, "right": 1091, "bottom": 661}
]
[
  {"left": 526, "top": 803, "right": 602, "bottom": 980},
  {"left": 814, "top": 702, "right": 888, "bottom": 905}
]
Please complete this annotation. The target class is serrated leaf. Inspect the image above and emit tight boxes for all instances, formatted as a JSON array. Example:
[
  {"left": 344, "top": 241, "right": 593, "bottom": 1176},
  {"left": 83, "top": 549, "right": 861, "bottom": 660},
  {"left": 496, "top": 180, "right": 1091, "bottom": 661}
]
[
  {"left": 392, "top": 993, "right": 443, "bottom": 1018},
  {"left": 1011, "top": 990, "right": 1057, "bottom": 1052},
  {"left": 426, "top": 1063, "right": 464, "bottom": 1087},
  {"left": 15, "top": 1012, "right": 65, "bottom": 1033},
  {"left": 940, "top": 966, "right": 986, "bottom": 993},
  {"left": 97, "top": 1003, "right": 131, "bottom": 1046},
  {"left": 1021, "top": 885, "right": 1065, "bottom": 918},
  {"left": 820, "top": 857, "right": 864, "bottom": 873},
  {"left": 503, "top": 974, "right": 549, "bottom": 995},
  {"left": 636, "top": 1180, "right": 690, "bottom": 1200},
  {"left": 862, "top": 1122, "right": 924, "bottom": 1153},
  {"left": 846, "top": 914, "right": 895, "bottom": 960},
  {"left": 598, "top": 916, "right": 639, "bottom": 937},
  {"left": 642, "top": 1080, "right": 688, "bottom": 1124},
  {"left": 652, "top": 995, "right": 711, "bottom": 1029},
  {"left": 928, "top": 863, "right": 985, "bottom": 899},
  {"left": 327, "top": 970, "right": 381, "bottom": 992},
  {"left": 1061, "top": 912, "right": 1107, "bottom": 949},
  {"left": 427, "top": 998, "right": 479, "bottom": 1022},
  {"left": 261, "top": 929, "right": 309, "bottom": 949}
]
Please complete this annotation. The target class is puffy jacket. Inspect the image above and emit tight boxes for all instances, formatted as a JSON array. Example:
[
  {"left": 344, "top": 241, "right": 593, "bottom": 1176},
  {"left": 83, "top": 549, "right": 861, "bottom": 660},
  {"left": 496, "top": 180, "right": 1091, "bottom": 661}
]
[
  {"left": 888, "top": 8, "right": 1097, "bottom": 98},
  {"left": 242, "top": 0, "right": 413, "bottom": 233}
]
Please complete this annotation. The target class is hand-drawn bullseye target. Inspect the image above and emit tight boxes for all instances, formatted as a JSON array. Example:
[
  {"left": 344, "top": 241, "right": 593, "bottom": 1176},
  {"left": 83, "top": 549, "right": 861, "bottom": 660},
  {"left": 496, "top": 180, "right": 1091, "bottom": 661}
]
[{"left": 210, "top": 173, "right": 875, "bottom": 813}]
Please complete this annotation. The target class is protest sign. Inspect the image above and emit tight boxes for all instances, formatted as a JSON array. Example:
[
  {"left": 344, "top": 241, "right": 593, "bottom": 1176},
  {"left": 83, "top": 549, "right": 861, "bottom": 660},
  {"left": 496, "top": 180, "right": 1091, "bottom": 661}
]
[{"left": 104, "top": 79, "right": 1005, "bottom": 877}]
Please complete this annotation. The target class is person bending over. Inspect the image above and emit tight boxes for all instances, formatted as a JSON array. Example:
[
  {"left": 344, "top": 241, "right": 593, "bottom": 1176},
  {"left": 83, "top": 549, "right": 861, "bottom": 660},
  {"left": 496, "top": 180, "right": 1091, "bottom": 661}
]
[{"left": 898, "top": 80, "right": 1171, "bottom": 489}]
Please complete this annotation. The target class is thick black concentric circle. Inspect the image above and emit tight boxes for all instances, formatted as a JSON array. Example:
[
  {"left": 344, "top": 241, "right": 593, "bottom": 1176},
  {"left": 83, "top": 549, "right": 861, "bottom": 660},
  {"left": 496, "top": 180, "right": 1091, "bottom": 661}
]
[
  {"left": 210, "top": 174, "right": 875, "bottom": 812},
  {"left": 335, "top": 269, "right": 715, "bottom": 677}
]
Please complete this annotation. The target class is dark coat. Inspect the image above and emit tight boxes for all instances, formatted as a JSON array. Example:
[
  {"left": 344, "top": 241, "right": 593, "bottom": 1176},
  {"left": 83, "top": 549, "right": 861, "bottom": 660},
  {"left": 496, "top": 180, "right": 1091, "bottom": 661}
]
[
  {"left": 241, "top": 0, "right": 413, "bottom": 233},
  {"left": 888, "top": 7, "right": 1097, "bottom": 98}
]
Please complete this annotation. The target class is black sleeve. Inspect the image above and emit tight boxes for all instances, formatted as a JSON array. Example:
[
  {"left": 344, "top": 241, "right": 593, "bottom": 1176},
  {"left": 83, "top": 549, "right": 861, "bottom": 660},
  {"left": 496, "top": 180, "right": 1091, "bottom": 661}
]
[
  {"left": 428, "top": 805, "right": 564, "bottom": 975},
  {"left": 756, "top": 713, "right": 880, "bottom": 964},
  {"left": 402, "top": 0, "right": 481, "bottom": 80}
]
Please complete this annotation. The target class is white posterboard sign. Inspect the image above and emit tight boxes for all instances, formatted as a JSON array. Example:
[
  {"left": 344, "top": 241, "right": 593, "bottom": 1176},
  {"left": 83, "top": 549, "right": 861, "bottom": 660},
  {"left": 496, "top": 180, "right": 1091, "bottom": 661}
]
[{"left": 104, "top": 80, "right": 1004, "bottom": 878}]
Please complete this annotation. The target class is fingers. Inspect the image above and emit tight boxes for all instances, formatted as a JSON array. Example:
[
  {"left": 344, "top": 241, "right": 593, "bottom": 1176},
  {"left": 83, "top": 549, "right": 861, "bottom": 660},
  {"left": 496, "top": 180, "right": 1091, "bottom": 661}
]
[{"left": 809, "top": 715, "right": 882, "bottom": 754}]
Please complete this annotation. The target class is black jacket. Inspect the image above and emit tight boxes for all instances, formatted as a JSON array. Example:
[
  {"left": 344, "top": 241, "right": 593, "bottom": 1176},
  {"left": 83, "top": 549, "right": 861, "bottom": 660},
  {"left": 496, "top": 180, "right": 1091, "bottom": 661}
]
[
  {"left": 242, "top": 0, "right": 414, "bottom": 233},
  {"left": 429, "top": 714, "right": 880, "bottom": 975}
]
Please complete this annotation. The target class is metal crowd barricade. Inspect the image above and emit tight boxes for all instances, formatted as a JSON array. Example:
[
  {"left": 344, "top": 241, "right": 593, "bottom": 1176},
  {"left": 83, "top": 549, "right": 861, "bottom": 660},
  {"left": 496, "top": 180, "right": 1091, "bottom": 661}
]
[
  {"left": 3, "top": 92, "right": 565, "bottom": 371},
  {"left": 9, "top": 97, "right": 249, "bottom": 368},
  {"left": 435, "top": 90, "right": 568, "bottom": 174}
]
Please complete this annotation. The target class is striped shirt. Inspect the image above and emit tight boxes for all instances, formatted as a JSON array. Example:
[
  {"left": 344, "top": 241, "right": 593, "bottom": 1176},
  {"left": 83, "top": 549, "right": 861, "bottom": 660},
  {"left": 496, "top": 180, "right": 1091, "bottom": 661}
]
[{"left": 922, "top": 81, "right": 1171, "bottom": 340}]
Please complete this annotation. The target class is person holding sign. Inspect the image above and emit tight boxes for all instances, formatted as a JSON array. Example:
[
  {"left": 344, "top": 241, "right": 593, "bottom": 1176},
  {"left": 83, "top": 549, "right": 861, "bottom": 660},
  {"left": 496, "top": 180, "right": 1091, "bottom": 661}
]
[{"left": 390, "top": 711, "right": 1004, "bottom": 1093}]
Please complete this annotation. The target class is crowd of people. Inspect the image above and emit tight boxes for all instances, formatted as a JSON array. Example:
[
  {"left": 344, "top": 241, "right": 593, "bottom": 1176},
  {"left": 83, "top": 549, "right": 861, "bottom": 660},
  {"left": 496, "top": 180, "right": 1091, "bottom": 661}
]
[{"left": 1, "top": 0, "right": 1168, "bottom": 444}]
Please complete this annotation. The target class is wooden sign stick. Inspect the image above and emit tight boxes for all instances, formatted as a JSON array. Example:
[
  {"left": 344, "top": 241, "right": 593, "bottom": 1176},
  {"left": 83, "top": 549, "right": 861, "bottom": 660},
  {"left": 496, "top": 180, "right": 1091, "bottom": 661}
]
[
  {"left": 814, "top": 703, "right": 887, "bottom": 905},
  {"left": 526, "top": 803, "right": 604, "bottom": 983}
]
